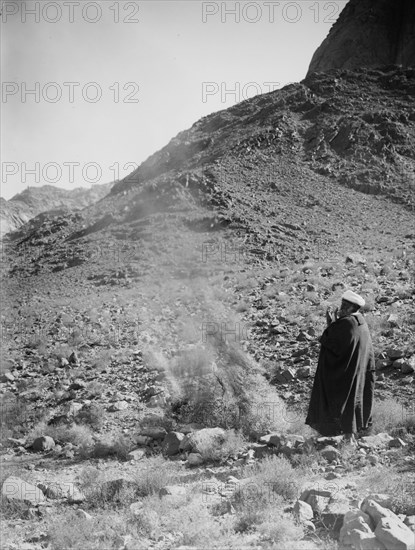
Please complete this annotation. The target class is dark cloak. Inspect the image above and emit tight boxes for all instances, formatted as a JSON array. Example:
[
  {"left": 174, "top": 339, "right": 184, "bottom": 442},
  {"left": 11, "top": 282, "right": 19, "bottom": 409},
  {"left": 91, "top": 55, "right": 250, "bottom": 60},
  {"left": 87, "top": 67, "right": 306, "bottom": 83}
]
[{"left": 306, "top": 312, "right": 375, "bottom": 436}]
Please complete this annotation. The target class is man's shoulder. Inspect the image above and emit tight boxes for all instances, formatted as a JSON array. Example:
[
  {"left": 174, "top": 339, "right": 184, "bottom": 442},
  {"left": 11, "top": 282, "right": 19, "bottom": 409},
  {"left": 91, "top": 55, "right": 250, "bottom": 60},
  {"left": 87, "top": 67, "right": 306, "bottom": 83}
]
[{"left": 332, "top": 315, "right": 360, "bottom": 331}]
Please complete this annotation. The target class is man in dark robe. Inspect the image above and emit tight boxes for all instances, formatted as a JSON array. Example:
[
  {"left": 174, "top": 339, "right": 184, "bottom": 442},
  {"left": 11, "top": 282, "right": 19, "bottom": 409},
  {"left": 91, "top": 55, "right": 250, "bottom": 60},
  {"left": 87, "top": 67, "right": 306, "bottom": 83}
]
[{"left": 306, "top": 290, "right": 375, "bottom": 438}]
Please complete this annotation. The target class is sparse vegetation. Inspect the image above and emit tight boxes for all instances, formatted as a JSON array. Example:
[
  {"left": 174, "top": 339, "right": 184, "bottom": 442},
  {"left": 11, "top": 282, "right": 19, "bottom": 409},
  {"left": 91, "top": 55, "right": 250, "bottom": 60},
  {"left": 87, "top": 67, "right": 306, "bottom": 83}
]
[
  {"left": 1, "top": 64, "right": 415, "bottom": 550},
  {"left": 372, "top": 397, "right": 415, "bottom": 434}
]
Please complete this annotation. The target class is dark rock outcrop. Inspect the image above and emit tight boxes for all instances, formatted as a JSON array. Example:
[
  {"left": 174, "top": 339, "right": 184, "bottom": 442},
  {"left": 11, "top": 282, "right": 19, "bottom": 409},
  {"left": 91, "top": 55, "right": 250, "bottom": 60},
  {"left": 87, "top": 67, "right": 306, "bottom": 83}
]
[{"left": 308, "top": 0, "right": 415, "bottom": 75}]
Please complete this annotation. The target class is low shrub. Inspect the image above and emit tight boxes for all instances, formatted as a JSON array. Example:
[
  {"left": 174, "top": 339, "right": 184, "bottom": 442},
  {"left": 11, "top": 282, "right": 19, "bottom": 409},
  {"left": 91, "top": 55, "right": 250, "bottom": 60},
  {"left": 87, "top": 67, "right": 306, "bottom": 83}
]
[
  {"left": 243, "top": 455, "right": 303, "bottom": 502},
  {"left": 372, "top": 397, "right": 415, "bottom": 434}
]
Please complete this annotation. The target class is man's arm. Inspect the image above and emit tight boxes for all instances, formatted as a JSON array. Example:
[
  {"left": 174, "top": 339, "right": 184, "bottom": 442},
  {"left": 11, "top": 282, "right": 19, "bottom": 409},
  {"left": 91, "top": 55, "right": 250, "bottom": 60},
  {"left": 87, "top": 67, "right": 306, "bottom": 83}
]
[
  {"left": 326, "top": 306, "right": 338, "bottom": 326},
  {"left": 320, "top": 317, "right": 356, "bottom": 358}
]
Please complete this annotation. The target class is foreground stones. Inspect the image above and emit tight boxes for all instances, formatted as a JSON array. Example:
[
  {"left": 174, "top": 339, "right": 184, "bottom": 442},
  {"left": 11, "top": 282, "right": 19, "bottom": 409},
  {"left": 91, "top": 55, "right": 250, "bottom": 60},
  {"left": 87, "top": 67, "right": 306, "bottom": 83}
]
[
  {"left": 2, "top": 476, "right": 45, "bottom": 506},
  {"left": 339, "top": 498, "right": 415, "bottom": 550}
]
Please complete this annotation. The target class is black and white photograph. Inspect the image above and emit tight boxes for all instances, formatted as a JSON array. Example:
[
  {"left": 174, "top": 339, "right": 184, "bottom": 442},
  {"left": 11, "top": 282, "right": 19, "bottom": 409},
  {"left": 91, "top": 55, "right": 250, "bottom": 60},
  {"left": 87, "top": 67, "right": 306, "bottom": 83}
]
[{"left": 1, "top": 1, "right": 415, "bottom": 548}]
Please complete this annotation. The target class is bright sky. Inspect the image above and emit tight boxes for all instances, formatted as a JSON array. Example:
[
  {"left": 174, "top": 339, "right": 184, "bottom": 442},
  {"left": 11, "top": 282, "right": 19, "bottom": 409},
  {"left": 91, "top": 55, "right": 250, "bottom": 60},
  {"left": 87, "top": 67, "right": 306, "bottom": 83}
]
[{"left": 1, "top": 0, "right": 347, "bottom": 199}]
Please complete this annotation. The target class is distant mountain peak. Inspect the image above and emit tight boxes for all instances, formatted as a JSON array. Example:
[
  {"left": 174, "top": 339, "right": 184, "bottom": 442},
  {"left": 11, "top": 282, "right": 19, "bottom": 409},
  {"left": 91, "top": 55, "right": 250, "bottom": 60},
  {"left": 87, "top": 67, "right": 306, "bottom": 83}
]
[{"left": 0, "top": 183, "right": 113, "bottom": 238}]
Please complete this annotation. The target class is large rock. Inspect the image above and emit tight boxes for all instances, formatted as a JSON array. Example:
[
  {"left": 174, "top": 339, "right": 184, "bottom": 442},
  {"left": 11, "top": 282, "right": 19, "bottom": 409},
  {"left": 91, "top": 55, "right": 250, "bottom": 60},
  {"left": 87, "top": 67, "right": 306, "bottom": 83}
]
[
  {"left": 127, "top": 449, "right": 146, "bottom": 461},
  {"left": 31, "top": 436, "right": 55, "bottom": 452},
  {"left": 67, "top": 485, "right": 86, "bottom": 504},
  {"left": 187, "top": 452, "right": 204, "bottom": 466},
  {"left": 320, "top": 445, "right": 341, "bottom": 462},
  {"left": 138, "top": 426, "right": 167, "bottom": 440},
  {"left": 307, "top": 0, "right": 415, "bottom": 75},
  {"left": 259, "top": 432, "right": 284, "bottom": 447},
  {"left": 184, "top": 427, "right": 225, "bottom": 453},
  {"left": 162, "top": 432, "right": 185, "bottom": 456},
  {"left": 375, "top": 517, "right": 415, "bottom": 550},
  {"left": 135, "top": 435, "right": 151, "bottom": 446},
  {"left": 315, "top": 435, "right": 345, "bottom": 449},
  {"left": 321, "top": 499, "right": 351, "bottom": 534},
  {"left": 398, "top": 357, "right": 415, "bottom": 374},
  {"left": 293, "top": 499, "right": 314, "bottom": 522},
  {"left": 248, "top": 443, "right": 274, "bottom": 459},
  {"left": 361, "top": 498, "right": 396, "bottom": 525},
  {"left": 108, "top": 400, "right": 129, "bottom": 412},
  {"left": 361, "top": 498, "right": 415, "bottom": 548},
  {"left": 387, "top": 348, "right": 406, "bottom": 360},
  {"left": 340, "top": 510, "right": 373, "bottom": 545},
  {"left": 366, "top": 494, "right": 393, "bottom": 509},
  {"left": 359, "top": 433, "right": 394, "bottom": 449},
  {"left": 349, "top": 530, "right": 387, "bottom": 550},
  {"left": 2, "top": 476, "right": 45, "bottom": 506}
]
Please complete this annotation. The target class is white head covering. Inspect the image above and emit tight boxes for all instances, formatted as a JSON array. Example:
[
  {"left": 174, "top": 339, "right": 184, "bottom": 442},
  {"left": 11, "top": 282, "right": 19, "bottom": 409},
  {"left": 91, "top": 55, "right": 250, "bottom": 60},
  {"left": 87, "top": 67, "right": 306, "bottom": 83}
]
[{"left": 341, "top": 290, "right": 365, "bottom": 308}]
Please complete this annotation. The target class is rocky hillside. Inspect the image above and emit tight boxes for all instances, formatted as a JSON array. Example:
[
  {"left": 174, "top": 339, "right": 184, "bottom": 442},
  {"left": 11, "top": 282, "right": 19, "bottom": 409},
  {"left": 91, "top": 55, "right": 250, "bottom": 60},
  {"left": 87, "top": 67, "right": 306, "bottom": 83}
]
[
  {"left": 308, "top": 0, "right": 415, "bottom": 74},
  {"left": 0, "top": 183, "right": 114, "bottom": 238},
  {"left": 1, "top": 66, "right": 415, "bottom": 549},
  {"left": 109, "top": 66, "right": 415, "bottom": 211}
]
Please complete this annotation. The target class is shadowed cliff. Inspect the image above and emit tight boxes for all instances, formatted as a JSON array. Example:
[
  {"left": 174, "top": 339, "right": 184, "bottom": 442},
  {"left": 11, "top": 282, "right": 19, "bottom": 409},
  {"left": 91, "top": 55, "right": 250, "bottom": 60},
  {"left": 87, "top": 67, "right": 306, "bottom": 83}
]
[{"left": 308, "top": 0, "right": 415, "bottom": 75}]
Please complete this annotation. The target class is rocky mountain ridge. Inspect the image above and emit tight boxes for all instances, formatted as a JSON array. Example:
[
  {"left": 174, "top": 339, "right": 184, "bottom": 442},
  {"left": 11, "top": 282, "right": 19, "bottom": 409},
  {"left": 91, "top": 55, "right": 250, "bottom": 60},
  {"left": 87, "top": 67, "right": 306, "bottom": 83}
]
[{"left": 0, "top": 183, "right": 114, "bottom": 238}]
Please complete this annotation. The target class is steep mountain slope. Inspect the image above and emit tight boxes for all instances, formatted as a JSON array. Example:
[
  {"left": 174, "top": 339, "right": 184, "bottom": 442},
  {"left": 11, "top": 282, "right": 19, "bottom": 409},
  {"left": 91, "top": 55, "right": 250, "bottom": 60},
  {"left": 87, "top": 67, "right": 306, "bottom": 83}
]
[
  {"left": 1, "top": 66, "right": 415, "bottom": 550},
  {"left": 109, "top": 66, "right": 415, "bottom": 212},
  {"left": 0, "top": 183, "right": 114, "bottom": 238},
  {"left": 308, "top": 0, "right": 415, "bottom": 74}
]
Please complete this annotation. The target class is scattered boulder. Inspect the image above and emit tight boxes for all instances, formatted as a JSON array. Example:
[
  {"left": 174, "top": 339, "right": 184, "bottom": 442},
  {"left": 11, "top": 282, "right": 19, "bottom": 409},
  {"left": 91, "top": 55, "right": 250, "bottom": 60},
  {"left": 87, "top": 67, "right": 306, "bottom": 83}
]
[
  {"left": 75, "top": 509, "right": 92, "bottom": 521},
  {"left": 366, "top": 494, "right": 393, "bottom": 509},
  {"left": 374, "top": 517, "right": 415, "bottom": 550},
  {"left": 1, "top": 372, "right": 15, "bottom": 383},
  {"left": 139, "top": 426, "right": 167, "bottom": 440},
  {"left": 2, "top": 476, "right": 45, "bottom": 506},
  {"left": 248, "top": 443, "right": 273, "bottom": 459},
  {"left": 135, "top": 435, "right": 152, "bottom": 446},
  {"left": 349, "top": 530, "right": 387, "bottom": 549},
  {"left": 308, "top": 494, "right": 331, "bottom": 514},
  {"left": 359, "top": 433, "right": 394, "bottom": 449},
  {"left": 293, "top": 499, "right": 314, "bottom": 522},
  {"left": 68, "top": 351, "right": 80, "bottom": 365},
  {"left": 281, "top": 368, "right": 296, "bottom": 381},
  {"left": 389, "top": 438, "right": 407, "bottom": 449},
  {"left": 321, "top": 499, "right": 351, "bottom": 534},
  {"left": 69, "top": 379, "right": 86, "bottom": 390},
  {"left": 321, "top": 445, "right": 341, "bottom": 462},
  {"left": 297, "top": 366, "right": 311, "bottom": 378},
  {"left": 179, "top": 434, "right": 193, "bottom": 452},
  {"left": 31, "top": 436, "right": 55, "bottom": 452},
  {"left": 67, "top": 486, "right": 86, "bottom": 504},
  {"left": 315, "top": 435, "right": 344, "bottom": 449},
  {"left": 387, "top": 314, "right": 400, "bottom": 327},
  {"left": 387, "top": 349, "right": 405, "bottom": 360},
  {"left": 395, "top": 357, "right": 415, "bottom": 374},
  {"left": 340, "top": 510, "right": 373, "bottom": 545},
  {"left": 187, "top": 452, "right": 204, "bottom": 466},
  {"left": 162, "top": 432, "right": 185, "bottom": 456},
  {"left": 361, "top": 498, "right": 401, "bottom": 527},
  {"left": 108, "top": 400, "right": 129, "bottom": 412},
  {"left": 346, "top": 253, "right": 366, "bottom": 265},
  {"left": 185, "top": 427, "right": 225, "bottom": 453},
  {"left": 148, "top": 394, "right": 167, "bottom": 408},
  {"left": 130, "top": 501, "right": 144, "bottom": 516},
  {"left": 260, "top": 433, "right": 284, "bottom": 447},
  {"left": 127, "top": 449, "right": 146, "bottom": 461}
]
